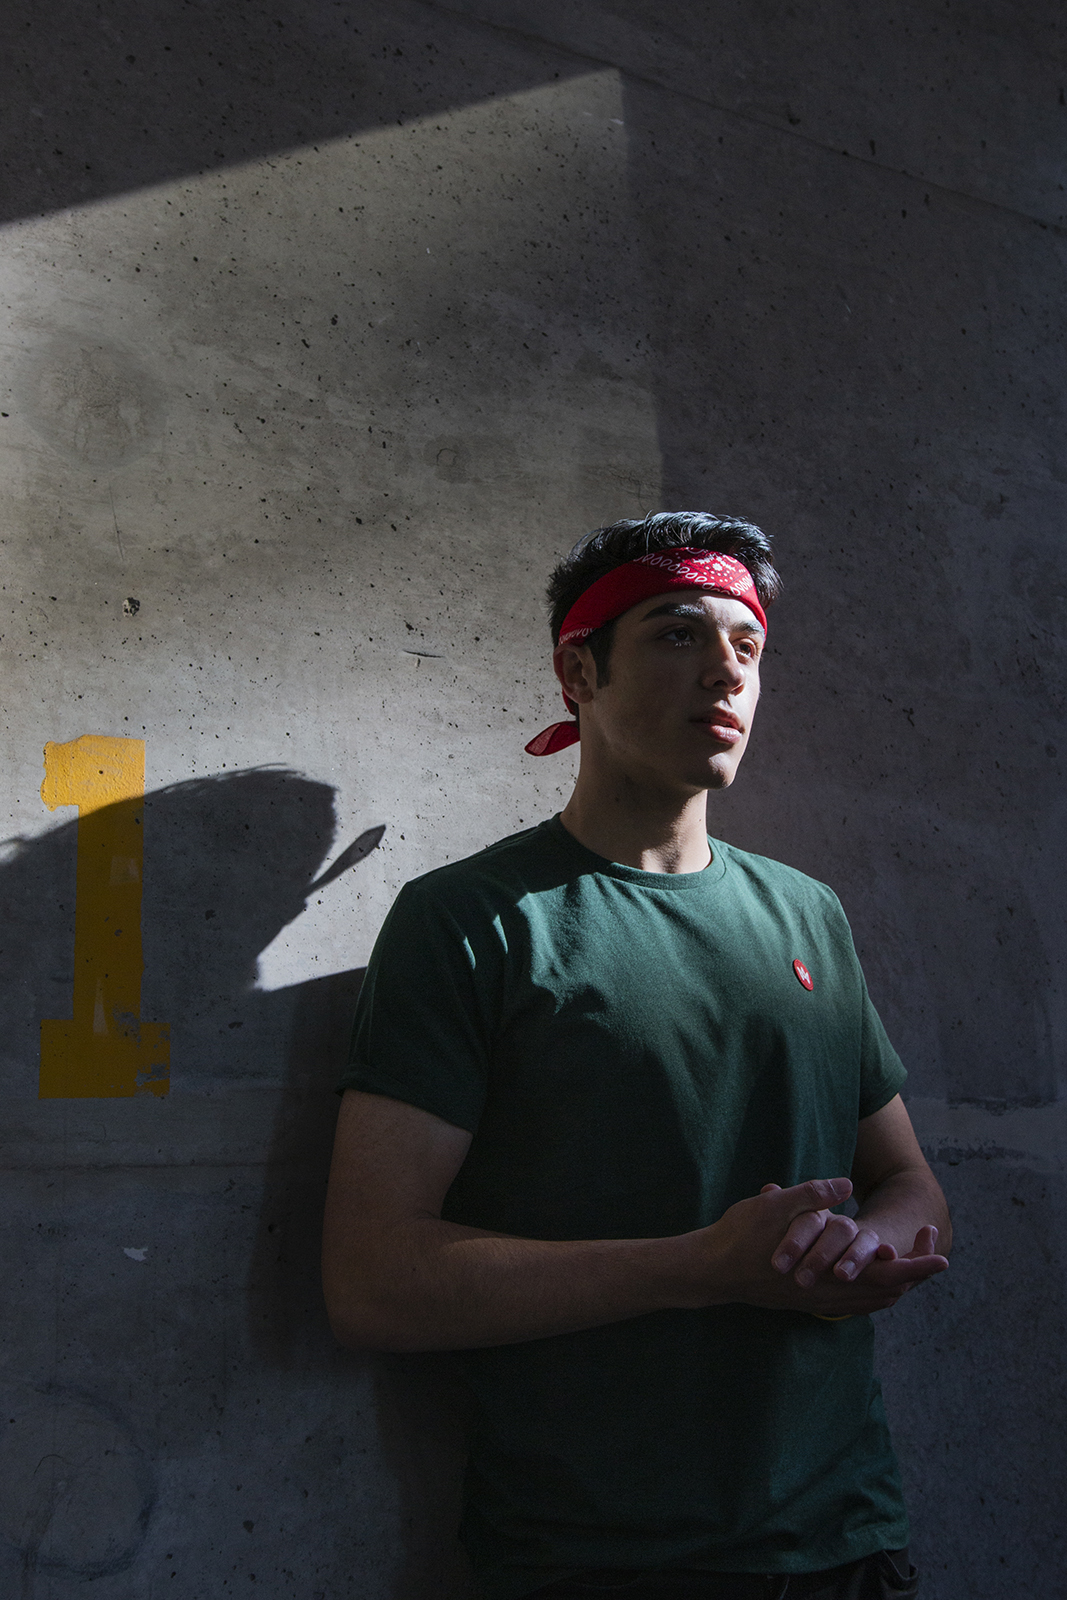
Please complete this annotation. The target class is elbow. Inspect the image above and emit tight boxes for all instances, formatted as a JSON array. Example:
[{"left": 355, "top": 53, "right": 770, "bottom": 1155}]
[
  {"left": 325, "top": 1303, "right": 430, "bottom": 1355},
  {"left": 322, "top": 1272, "right": 437, "bottom": 1355},
  {"left": 322, "top": 1278, "right": 396, "bottom": 1353},
  {"left": 321, "top": 1218, "right": 455, "bottom": 1353},
  {"left": 324, "top": 1301, "right": 380, "bottom": 1352},
  {"left": 321, "top": 1230, "right": 397, "bottom": 1350}
]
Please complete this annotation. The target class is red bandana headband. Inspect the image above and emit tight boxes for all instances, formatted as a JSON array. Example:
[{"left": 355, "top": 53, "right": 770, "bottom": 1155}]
[{"left": 525, "top": 547, "right": 767, "bottom": 757}]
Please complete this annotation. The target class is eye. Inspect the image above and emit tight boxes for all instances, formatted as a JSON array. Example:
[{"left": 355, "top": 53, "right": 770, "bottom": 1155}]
[
  {"left": 661, "top": 625, "right": 696, "bottom": 646},
  {"left": 734, "top": 637, "right": 760, "bottom": 660}
]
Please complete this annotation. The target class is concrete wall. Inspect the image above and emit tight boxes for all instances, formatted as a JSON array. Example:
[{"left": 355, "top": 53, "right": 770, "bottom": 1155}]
[{"left": 0, "top": 2, "right": 1063, "bottom": 1595}]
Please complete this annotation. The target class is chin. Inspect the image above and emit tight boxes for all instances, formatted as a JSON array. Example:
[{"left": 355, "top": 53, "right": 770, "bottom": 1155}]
[{"left": 701, "top": 758, "right": 741, "bottom": 791}]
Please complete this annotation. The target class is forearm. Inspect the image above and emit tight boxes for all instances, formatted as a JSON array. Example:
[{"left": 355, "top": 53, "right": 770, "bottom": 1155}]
[
  {"left": 854, "top": 1163, "right": 952, "bottom": 1255},
  {"left": 324, "top": 1217, "right": 697, "bottom": 1352},
  {"left": 322, "top": 1173, "right": 916, "bottom": 1352}
]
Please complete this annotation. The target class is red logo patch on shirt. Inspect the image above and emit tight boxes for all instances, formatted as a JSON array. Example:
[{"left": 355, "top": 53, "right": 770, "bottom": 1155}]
[{"left": 793, "top": 958, "right": 813, "bottom": 990}]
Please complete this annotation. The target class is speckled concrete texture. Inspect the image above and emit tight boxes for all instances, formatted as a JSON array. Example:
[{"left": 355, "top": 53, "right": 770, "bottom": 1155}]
[{"left": 0, "top": 3, "right": 1063, "bottom": 1596}]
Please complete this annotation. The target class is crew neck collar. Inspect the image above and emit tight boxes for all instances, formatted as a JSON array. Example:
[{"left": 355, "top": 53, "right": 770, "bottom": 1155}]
[{"left": 543, "top": 814, "right": 728, "bottom": 888}]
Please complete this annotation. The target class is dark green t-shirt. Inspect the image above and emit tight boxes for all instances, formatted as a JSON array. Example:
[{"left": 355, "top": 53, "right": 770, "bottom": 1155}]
[{"left": 340, "top": 818, "right": 909, "bottom": 1599}]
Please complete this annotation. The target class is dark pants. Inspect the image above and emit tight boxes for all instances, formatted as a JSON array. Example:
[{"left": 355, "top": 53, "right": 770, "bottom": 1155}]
[{"left": 531, "top": 1549, "right": 918, "bottom": 1600}]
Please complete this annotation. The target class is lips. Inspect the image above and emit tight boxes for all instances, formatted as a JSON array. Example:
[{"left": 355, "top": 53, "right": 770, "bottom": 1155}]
[
  {"left": 694, "top": 713, "right": 742, "bottom": 742},
  {"left": 691, "top": 710, "right": 743, "bottom": 743}
]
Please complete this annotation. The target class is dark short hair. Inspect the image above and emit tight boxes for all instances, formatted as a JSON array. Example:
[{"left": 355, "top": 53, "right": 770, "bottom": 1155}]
[{"left": 546, "top": 511, "right": 781, "bottom": 683}]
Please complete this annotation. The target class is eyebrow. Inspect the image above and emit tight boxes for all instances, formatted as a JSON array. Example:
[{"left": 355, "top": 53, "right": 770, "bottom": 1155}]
[{"left": 639, "top": 600, "right": 766, "bottom": 639}]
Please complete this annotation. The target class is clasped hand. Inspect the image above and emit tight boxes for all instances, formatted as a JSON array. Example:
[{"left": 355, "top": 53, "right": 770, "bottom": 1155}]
[{"left": 703, "top": 1178, "right": 948, "bottom": 1316}]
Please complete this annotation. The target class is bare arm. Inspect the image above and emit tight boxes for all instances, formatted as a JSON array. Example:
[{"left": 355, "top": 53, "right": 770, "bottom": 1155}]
[
  {"left": 767, "top": 1094, "right": 951, "bottom": 1292},
  {"left": 322, "top": 1090, "right": 945, "bottom": 1352}
]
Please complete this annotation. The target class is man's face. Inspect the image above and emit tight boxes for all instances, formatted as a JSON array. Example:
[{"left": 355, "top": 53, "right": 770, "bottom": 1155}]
[{"left": 555, "top": 589, "right": 764, "bottom": 794}]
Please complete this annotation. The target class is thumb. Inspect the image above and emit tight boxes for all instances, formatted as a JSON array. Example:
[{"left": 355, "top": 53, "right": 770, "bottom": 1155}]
[
  {"left": 909, "top": 1224, "right": 939, "bottom": 1257},
  {"left": 765, "top": 1177, "right": 853, "bottom": 1218}
]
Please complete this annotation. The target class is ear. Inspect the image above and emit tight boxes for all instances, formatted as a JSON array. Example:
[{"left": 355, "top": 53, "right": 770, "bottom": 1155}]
[{"left": 552, "top": 642, "right": 597, "bottom": 705}]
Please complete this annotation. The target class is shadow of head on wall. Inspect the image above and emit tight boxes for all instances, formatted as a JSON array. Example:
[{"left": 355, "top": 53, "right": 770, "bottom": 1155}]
[
  {"left": 140, "top": 766, "right": 381, "bottom": 1087},
  {"left": 0, "top": 764, "right": 381, "bottom": 1096}
]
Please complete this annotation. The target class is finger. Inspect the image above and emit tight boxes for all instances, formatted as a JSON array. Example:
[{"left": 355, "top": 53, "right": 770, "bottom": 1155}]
[
  {"left": 863, "top": 1253, "right": 949, "bottom": 1289},
  {"left": 901, "top": 1253, "right": 949, "bottom": 1283},
  {"left": 761, "top": 1177, "right": 852, "bottom": 1212},
  {"left": 765, "top": 1176, "right": 852, "bottom": 1235},
  {"left": 771, "top": 1209, "right": 832, "bottom": 1273},
  {"left": 818, "top": 1257, "right": 945, "bottom": 1316},
  {"left": 794, "top": 1216, "right": 861, "bottom": 1285},
  {"left": 793, "top": 1177, "right": 853, "bottom": 1209},
  {"left": 884, "top": 1255, "right": 948, "bottom": 1286},
  {"left": 830, "top": 1228, "right": 884, "bottom": 1281},
  {"left": 907, "top": 1225, "right": 938, "bottom": 1258},
  {"left": 766, "top": 1178, "right": 852, "bottom": 1272}
]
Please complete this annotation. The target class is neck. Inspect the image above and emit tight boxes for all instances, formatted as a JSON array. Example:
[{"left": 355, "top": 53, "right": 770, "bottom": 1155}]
[{"left": 559, "top": 763, "right": 712, "bottom": 874}]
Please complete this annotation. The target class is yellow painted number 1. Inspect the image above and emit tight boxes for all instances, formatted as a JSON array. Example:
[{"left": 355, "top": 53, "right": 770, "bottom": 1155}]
[{"left": 39, "top": 735, "right": 170, "bottom": 1098}]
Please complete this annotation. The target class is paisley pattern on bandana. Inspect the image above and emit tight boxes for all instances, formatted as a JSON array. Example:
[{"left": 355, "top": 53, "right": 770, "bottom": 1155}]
[{"left": 558, "top": 549, "right": 764, "bottom": 645}]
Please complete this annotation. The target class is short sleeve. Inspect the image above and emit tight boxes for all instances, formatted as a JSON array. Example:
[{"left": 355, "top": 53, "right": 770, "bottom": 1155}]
[
  {"left": 816, "top": 882, "right": 908, "bottom": 1121},
  {"left": 337, "top": 878, "right": 500, "bottom": 1133},
  {"left": 856, "top": 972, "right": 908, "bottom": 1118}
]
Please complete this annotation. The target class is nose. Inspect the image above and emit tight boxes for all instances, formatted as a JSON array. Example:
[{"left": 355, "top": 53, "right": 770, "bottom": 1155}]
[{"left": 699, "top": 633, "right": 747, "bottom": 694}]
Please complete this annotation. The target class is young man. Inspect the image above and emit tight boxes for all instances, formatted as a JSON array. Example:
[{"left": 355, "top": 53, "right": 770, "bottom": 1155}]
[{"left": 323, "top": 512, "right": 950, "bottom": 1600}]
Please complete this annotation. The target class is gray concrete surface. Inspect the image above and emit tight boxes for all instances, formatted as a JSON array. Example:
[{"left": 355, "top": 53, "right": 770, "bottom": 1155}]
[{"left": 0, "top": 2, "right": 1063, "bottom": 1595}]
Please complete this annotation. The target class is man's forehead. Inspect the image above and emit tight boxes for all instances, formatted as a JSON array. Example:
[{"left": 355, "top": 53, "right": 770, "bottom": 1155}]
[{"left": 630, "top": 589, "right": 766, "bottom": 632}]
